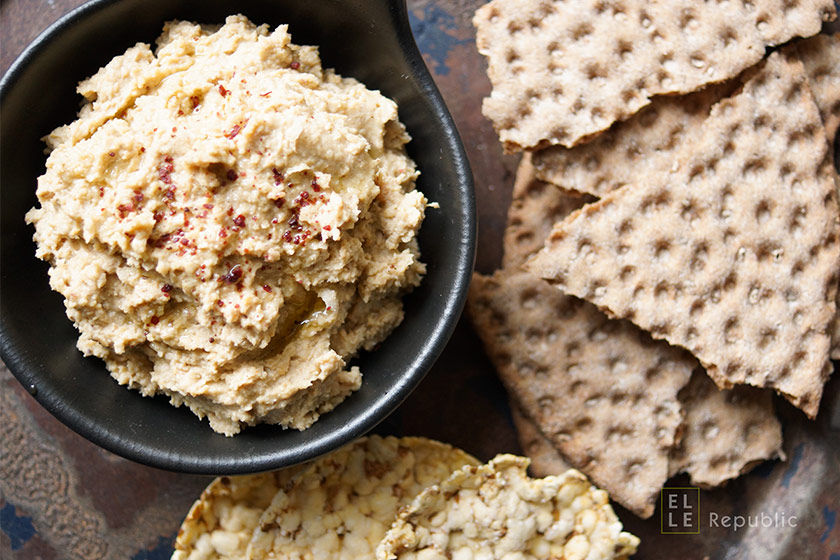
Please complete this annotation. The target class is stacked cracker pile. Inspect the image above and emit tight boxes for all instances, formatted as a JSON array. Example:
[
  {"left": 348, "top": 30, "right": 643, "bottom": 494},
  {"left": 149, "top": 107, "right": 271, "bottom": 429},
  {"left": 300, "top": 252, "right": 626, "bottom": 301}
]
[
  {"left": 470, "top": 0, "right": 839, "bottom": 518},
  {"left": 171, "top": 435, "right": 639, "bottom": 559}
]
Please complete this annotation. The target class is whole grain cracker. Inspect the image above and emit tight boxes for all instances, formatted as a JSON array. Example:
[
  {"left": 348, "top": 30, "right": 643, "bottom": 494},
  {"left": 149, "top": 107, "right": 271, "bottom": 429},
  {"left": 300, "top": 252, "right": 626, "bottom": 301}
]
[
  {"left": 247, "top": 435, "right": 478, "bottom": 560},
  {"left": 796, "top": 33, "right": 840, "bottom": 143},
  {"left": 474, "top": 0, "right": 835, "bottom": 151},
  {"left": 172, "top": 467, "right": 305, "bottom": 560},
  {"left": 509, "top": 398, "right": 572, "bottom": 477},
  {"left": 531, "top": 81, "right": 736, "bottom": 198},
  {"left": 527, "top": 50, "right": 840, "bottom": 418},
  {"left": 792, "top": 33, "right": 840, "bottom": 358},
  {"left": 474, "top": 156, "right": 695, "bottom": 517},
  {"left": 375, "top": 454, "right": 639, "bottom": 560},
  {"left": 468, "top": 268, "right": 695, "bottom": 518},
  {"left": 670, "top": 372, "right": 785, "bottom": 487},
  {"left": 503, "top": 153, "right": 593, "bottom": 268}
]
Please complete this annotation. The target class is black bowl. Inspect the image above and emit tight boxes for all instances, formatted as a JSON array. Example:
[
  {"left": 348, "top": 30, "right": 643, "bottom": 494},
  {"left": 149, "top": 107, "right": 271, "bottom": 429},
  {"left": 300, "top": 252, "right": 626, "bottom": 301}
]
[{"left": 0, "top": 0, "right": 475, "bottom": 473}]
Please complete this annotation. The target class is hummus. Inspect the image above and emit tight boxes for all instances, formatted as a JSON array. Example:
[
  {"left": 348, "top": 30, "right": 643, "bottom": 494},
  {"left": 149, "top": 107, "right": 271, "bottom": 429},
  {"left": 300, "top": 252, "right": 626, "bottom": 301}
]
[{"left": 25, "top": 16, "right": 428, "bottom": 435}]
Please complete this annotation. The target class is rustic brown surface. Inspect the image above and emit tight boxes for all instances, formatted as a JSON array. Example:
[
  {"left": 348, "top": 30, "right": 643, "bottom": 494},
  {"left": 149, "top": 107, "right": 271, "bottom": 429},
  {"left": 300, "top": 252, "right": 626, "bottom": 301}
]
[{"left": 1, "top": 1, "right": 839, "bottom": 559}]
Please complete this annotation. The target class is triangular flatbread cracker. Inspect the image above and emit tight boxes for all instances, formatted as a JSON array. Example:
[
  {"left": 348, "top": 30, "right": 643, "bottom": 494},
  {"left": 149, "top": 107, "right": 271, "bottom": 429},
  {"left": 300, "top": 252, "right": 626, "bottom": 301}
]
[
  {"left": 527, "top": 51, "right": 840, "bottom": 417},
  {"left": 474, "top": 0, "right": 835, "bottom": 151}
]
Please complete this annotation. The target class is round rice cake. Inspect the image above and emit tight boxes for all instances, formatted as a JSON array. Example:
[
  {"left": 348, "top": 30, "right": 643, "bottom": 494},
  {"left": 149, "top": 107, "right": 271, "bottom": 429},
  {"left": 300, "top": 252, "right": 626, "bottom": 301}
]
[
  {"left": 375, "top": 454, "right": 639, "bottom": 560},
  {"left": 247, "top": 435, "right": 480, "bottom": 560},
  {"left": 172, "top": 467, "right": 305, "bottom": 560}
]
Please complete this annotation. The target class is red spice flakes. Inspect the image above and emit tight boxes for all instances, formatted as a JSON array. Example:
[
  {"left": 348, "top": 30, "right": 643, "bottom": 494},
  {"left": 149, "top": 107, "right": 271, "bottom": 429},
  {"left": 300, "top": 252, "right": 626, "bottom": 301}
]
[
  {"left": 133, "top": 191, "right": 144, "bottom": 203},
  {"left": 219, "top": 84, "right": 229, "bottom": 97},
  {"left": 323, "top": 224, "right": 332, "bottom": 231},
  {"left": 225, "top": 123, "right": 242, "bottom": 140},
  {"left": 293, "top": 190, "right": 310, "bottom": 207},
  {"left": 163, "top": 186, "right": 176, "bottom": 200},
  {"left": 190, "top": 95, "right": 200, "bottom": 109},
  {"left": 117, "top": 203, "right": 134, "bottom": 218},
  {"left": 140, "top": 147, "right": 146, "bottom": 153},
  {"left": 219, "top": 227, "right": 228, "bottom": 239},
  {"left": 159, "top": 156, "right": 174, "bottom": 185},
  {"left": 226, "top": 169, "right": 238, "bottom": 182},
  {"left": 153, "top": 211, "right": 164, "bottom": 223},
  {"left": 209, "top": 337, "right": 215, "bottom": 343},
  {"left": 259, "top": 91, "right": 272, "bottom": 97},
  {"left": 220, "top": 264, "right": 243, "bottom": 284},
  {"left": 233, "top": 214, "right": 246, "bottom": 228},
  {"left": 272, "top": 167, "right": 284, "bottom": 185},
  {"left": 216, "top": 299, "right": 224, "bottom": 307},
  {"left": 290, "top": 61, "right": 300, "bottom": 70},
  {"left": 150, "top": 315, "right": 160, "bottom": 325},
  {"left": 177, "top": 110, "right": 184, "bottom": 116},
  {"left": 273, "top": 197, "right": 285, "bottom": 209},
  {"left": 203, "top": 203, "right": 214, "bottom": 210},
  {"left": 262, "top": 284, "right": 272, "bottom": 293},
  {"left": 98, "top": 187, "right": 105, "bottom": 198},
  {"left": 227, "top": 207, "right": 235, "bottom": 217},
  {"left": 311, "top": 180, "right": 321, "bottom": 192},
  {"left": 161, "top": 283, "right": 173, "bottom": 293},
  {"left": 108, "top": 151, "right": 116, "bottom": 157}
]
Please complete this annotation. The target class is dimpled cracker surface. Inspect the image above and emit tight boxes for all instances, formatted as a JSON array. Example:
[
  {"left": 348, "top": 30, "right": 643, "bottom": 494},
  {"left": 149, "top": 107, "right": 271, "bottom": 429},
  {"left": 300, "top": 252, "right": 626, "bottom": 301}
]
[
  {"left": 531, "top": 82, "right": 736, "bottom": 198},
  {"left": 247, "top": 435, "right": 479, "bottom": 560},
  {"left": 527, "top": 51, "right": 840, "bottom": 418},
  {"left": 172, "top": 467, "right": 304, "bottom": 560},
  {"left": 510, "top": 399, "right": 572, "bottom": 477},
  {"left": 796, "top": 33, "right": 840, "bottom": 143},
  {"left": 473, "top": 0, "right": 835, "bottom": 151},
  {"left": 503, "top": 153, "right": 593, "bottom": 268},
  {"left": 375, "top": 454, "right": 639, "bottom": 560},
  {"left": 468, "top": 268, "right": 694, "bottom": 518},
  {"left": 671, "top": 372, "right": 784, "bottom": 487}
]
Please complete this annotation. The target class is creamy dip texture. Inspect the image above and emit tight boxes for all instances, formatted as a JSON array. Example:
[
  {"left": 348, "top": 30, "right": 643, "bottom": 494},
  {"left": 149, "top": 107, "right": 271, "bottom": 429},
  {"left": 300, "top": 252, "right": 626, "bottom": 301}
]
[{"left": 25, "top": 16, "right": 428, "bottom": 435}]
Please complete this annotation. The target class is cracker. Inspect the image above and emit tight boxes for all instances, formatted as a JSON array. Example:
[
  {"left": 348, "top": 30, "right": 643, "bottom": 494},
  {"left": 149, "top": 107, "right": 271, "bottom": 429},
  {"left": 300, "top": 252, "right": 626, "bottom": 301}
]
[
  {"left": 527, "top": 51, "right": 840, "bottom": 418},
  {"left": 468, "top": 268, "right": 695, "bottom": 518},
  {"left": 503, "top": 153, "right": 593, "bottom": 268},
  {"left": 793, "top": 33, "right": 840, "bottom": 358},
  {"left": 172, "top": 467, "right": 304, "bottom": 560},
  {"left": 531, "top": 82, "right": 736, "bottom": 198},
  {"left": 509, "top": 398, "right": 572, "bottom": 477},
  {"left": 796, "top": 33, "right": 840, "bottom": 143},
  {"left": 247, "top": 435, "right": 478, "bottom": 560},
  {"left": 375, "top": 454, "right": 639, "bottom": 560},
  {"left": 473, "top": 0, "right": 836, "bottom": 151},
  {"left": 531, "top": 34, "right": 840, "bottom": 200},
  {"left": 671, "top": 372, "right": 785, "bottom": 487}
]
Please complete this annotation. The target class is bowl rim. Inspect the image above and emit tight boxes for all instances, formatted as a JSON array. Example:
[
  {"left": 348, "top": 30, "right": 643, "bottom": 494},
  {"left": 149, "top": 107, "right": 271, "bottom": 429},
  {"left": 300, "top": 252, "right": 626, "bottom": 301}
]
[{"left": 0, "top": 0, "right": 476, "bottom": 473}]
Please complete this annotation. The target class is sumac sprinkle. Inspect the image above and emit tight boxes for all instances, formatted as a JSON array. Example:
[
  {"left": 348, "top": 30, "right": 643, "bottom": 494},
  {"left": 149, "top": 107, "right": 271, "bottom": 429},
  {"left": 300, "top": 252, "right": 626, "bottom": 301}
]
[
  {"left": 133, "top": 191, "right": 144, "bottom": 203},
  {"left": 288, "top": 214, "right": 301, "bottom": 230},
  {"left": 153, "top": 211, "right": 164, "bottom": 223},
  {"left": 163, "top": 187, "right": 176, "bottom": 200},
  {"left": 203, "top": 203, "right": 214, "bottom": 210},
  {"left": 290, "top": 61, "right": 300, "bottom": 70},
  {"left": 226, "top": 169, "right": 238, "bottom": 182},
  {"left": 190, "top": 95, "right": 201, "bottom": 109},
  {"left": 272, "top": 167, "right": 284, "bottom": 185},
  {"left": 108, "top": 151, "right": 116, "bottom": 157},
  {"left": 117, "top": 203, "right": 134, "bottom": 218},
  {"left": 233, "top": 214, "right": 246, "bottom": 227},
  {"left": 273, "top": 197, "right": 285, "bottom": 209},
  {"left": 262, "top": 285, "right": 272, "bottom": 292},
  {"left": 219, "top": 84, "right": 229, "bottom": 97},
  {"left": 225, "top": 124, "right": 242, "bottom": 139},
  {"left": 161, "top": 283, "right": 173, "bottom": 293},
  {"left": 311, "top": 180, "right": 321, "bottom": 192},
  {"left": 323, "top": 224, "right": 332, "bottom": 231},
  {"left": 220, "top": 264, "right": 243, "bottom": 284},
  {"left": 150, "top": 315, "right": 160, "bottom": 325}
]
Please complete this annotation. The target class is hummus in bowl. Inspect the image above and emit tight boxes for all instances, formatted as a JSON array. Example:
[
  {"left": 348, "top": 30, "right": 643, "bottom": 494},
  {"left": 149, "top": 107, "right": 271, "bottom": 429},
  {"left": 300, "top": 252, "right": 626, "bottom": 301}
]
[{"left": 25, "top": 16, "right": 428, "bottom": 436}]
